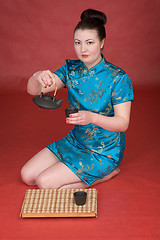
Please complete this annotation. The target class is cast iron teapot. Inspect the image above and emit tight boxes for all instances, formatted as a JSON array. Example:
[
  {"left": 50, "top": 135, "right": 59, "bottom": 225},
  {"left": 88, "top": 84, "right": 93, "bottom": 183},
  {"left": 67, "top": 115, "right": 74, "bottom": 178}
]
[{"left": 32, "top": 85, "right": 63, "bottom": 110}]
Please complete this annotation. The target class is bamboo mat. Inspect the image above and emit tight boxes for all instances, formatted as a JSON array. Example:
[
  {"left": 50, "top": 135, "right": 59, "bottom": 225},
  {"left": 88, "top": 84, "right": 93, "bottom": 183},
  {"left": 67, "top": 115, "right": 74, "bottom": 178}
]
[{"left": 20, "top": 188, "right": 97, "bottom": 218}]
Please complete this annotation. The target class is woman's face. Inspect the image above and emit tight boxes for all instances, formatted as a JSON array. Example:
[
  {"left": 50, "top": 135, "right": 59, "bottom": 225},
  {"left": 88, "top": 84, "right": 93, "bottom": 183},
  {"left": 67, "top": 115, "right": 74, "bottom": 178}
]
[{"left": 74, "top": 29, "right": 105, "bottom": 69}]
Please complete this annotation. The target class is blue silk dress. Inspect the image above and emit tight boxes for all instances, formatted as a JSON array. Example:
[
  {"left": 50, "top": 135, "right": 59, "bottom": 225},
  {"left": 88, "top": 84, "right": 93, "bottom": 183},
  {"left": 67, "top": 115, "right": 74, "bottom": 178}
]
[{"left": 47, "top": 55, "right": 134, "bottom": 185}]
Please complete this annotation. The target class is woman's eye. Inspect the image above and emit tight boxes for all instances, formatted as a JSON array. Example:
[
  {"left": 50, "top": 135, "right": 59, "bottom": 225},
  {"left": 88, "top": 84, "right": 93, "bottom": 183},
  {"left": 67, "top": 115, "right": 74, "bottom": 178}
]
[
  {"left": 75, "top": 42, "right": 80, "bottom": 45},
  {"left": 87, "top": 42, "right": 94, "bottom": 45}
]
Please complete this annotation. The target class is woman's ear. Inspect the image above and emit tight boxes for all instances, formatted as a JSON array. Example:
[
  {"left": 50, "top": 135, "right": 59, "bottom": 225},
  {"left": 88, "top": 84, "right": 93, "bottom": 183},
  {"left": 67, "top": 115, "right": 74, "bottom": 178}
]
[{"left": 100, "top": 38, "right": 105, "bottom": 50}]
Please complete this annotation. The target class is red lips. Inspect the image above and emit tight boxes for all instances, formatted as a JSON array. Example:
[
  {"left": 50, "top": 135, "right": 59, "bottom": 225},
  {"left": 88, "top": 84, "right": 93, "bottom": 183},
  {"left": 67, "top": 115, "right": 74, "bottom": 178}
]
[{"left": 82, "top": 54, "right": 88, "bottom": 58}]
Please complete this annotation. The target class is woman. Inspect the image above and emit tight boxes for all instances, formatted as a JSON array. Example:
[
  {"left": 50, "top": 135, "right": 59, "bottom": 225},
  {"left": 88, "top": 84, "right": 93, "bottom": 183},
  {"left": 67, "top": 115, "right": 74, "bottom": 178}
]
[{"left": 21, "top": 9, "right": 134, "bottom": 189}]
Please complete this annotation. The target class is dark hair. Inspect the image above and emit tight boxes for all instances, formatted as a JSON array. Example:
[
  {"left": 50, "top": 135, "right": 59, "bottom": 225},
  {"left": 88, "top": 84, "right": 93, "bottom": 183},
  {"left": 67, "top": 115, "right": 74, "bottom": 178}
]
[{"left": 74, "top": 9, "right": 107, "bottom": 41}]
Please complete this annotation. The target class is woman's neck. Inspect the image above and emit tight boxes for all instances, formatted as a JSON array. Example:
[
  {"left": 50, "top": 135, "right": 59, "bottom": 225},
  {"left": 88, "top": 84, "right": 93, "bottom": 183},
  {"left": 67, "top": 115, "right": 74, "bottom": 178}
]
[{"left": 84, "top": 54, "right": 102, "bottom": 70}]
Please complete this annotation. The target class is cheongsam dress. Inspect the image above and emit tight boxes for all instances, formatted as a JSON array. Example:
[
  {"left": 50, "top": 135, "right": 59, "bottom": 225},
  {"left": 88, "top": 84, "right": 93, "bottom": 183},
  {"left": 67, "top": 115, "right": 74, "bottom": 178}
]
[{"left": 47, "top": 55, "right": 134, "bottom": 185}]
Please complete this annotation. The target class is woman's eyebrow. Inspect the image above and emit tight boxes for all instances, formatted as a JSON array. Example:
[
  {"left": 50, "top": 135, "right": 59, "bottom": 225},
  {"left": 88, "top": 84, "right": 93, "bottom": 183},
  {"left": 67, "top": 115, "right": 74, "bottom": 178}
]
[{"left": 74, "top": 39, "right": 94, "bottom": 42}]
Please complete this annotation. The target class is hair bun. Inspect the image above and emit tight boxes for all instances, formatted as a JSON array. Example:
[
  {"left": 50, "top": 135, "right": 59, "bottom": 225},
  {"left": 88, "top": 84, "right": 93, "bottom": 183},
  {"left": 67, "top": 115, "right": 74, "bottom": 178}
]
[{"left": 81, "top": 9, "right": 107, "bottom": 25}]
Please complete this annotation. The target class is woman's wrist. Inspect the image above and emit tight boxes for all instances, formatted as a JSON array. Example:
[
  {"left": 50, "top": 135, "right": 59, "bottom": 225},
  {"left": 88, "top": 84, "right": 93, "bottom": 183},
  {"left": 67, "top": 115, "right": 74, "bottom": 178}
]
[
  {"left": 91, "top": 112, "right": 102, "bottom": 125},
  {"left": 27, "top": 73, "right": 42, "bottom": 95}
]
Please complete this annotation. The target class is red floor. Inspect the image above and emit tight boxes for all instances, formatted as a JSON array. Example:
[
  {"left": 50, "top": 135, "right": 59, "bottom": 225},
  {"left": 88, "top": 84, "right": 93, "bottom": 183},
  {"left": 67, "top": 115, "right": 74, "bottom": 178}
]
[{"left": 0, "top": 86, "right": 159, "bottom": 240}]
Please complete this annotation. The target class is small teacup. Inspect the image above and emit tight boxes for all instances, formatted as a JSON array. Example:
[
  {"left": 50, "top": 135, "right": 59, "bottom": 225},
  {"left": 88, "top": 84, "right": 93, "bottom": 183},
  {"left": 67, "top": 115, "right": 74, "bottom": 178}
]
[
  {"left": 65, "top": 107, "right": 78, "bottom": 117},
  {"left": 74, "top": 191, "right": 87, "bottom": 206}
]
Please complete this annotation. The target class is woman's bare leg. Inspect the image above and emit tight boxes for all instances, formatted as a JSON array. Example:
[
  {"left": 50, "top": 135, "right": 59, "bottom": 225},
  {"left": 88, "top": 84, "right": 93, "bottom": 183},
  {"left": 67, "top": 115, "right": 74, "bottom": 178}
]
[
  {"left": 35, "top": 161, "right": 82, "bottom": 189},
  {"left": 21, "top": 147, "right": 80, "bottom": 188},
  {"left": 21, "top": 147, "right": 60, "bottom": 186},
  {"left": 60, "top": 168, "right": 120, "bottom": 189},
  {"left": 21, "top": 148, "right": 120, "bottom": 189}
]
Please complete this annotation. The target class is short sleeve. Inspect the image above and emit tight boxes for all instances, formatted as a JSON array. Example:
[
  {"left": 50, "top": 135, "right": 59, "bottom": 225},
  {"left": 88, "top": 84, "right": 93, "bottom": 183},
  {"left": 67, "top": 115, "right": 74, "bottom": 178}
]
[
  {"left": 111, "top": 74, "right": 134, "bottom": 105},
  {"left": 54, "top": 64, "right": 67, "bottom": 85}
]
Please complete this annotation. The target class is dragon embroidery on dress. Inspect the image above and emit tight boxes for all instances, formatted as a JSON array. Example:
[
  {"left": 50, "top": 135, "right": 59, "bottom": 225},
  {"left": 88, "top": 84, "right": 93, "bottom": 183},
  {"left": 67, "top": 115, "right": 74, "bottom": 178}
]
[
  {"left": 78, "top": 162, "right": 95, "bottom": 173},
  {"left": 111, "top": 90, "right": 122, "bottom": 102},
  {"left": 70, "top": 71, "right": 76, "bottom": 77},
  {"left": 97, "top": 142, "right": 105, "bottom": 153},
  {"left": 84, "top": 126, "right": 100, "bottom": 141},
  {"left": 99, "top": 103, "right": 112, "bottom": 116},
  {"left": 66, "top": 79, "right": 80, "bottom": 90},
  {"left": 88, "top": 81, "right": 106, "bottom": 105},
  {"left": 68, "top": 92, "right": 80, "bottom": 109},
  {"left": 97, "top": 166, "right": 113, "bottom": 177},
  {"left": 108, "top": 133, "right": 120, "bottom": 144},
  {"left": 112, "top": 75, "right": 120, "bottom": 84}
]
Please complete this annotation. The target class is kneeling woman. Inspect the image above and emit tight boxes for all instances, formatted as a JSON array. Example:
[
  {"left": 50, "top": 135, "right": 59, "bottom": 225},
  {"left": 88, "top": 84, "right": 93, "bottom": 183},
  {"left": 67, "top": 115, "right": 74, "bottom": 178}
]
[{"left": 21, "top": 9, "right": 134, "bottom": 189}]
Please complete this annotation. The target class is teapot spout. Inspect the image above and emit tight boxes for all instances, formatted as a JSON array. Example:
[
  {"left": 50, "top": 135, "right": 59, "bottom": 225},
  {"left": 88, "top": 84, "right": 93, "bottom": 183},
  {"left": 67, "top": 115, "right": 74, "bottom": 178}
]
[{"left": 56, "top": 99, "right": 63, "bottom": 107}]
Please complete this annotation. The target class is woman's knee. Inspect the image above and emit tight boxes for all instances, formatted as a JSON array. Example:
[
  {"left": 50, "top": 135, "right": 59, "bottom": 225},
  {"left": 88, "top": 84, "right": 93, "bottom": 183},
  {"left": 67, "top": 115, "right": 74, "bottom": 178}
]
[
  {"left": 35, "top": 174, "right": 45, "bottom": 189},
  {"left": 21, "top": 166, "right": 36, "bottom": 186},
  {"left": 35, "top": 172, "right": 62, "bottom": 189},
  {"left": 35, "top": 173, "right": 51, "bottom": 189}
]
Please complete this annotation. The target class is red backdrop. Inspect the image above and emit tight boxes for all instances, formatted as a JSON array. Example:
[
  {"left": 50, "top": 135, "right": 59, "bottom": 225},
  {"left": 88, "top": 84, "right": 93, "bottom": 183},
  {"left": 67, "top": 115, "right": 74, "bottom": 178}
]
[
  {"left": 0, "top": 0, "right": 159, "bottom": 93},
  {"left": 0, "top": 1, "right": 160, "bottom": 239}
]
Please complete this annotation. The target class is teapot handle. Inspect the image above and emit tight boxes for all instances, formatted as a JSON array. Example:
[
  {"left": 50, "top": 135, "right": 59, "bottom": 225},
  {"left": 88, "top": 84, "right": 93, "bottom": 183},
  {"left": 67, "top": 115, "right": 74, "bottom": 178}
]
[
  {"left": 54, "top": 83, "right": 58, "bottom": 97},
  {"left": 40, "top": 83, "right": 57, "bottom": 96}
]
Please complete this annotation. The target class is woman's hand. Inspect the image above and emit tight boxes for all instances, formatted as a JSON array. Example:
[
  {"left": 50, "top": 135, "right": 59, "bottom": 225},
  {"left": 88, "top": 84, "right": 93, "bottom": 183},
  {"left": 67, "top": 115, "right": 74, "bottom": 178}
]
[
  {"left": 66, "top": 101, "right": 132, "bottom": 132},
  {"left": 33, "top": 70, "right": 55, "bottom": 89},
  {"left": 27, "top": 70, "right": 64, "bottom": 95},
  {"left": 66, "top": 111, "right": 94, "bottom": 125}
]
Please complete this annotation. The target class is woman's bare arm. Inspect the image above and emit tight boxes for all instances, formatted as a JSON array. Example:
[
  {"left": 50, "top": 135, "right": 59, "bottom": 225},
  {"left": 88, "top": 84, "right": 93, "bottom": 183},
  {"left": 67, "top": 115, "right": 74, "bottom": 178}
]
[
  {"left": 67, "top": 101, "right": 132, "bottom": 132},
  {"left": 27, "top": 70, "right": 65, "bottom": 95}
]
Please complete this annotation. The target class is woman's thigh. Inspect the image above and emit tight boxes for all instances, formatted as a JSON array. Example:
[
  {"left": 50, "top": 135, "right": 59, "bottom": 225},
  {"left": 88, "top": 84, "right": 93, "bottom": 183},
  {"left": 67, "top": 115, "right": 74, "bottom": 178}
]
[
  {"left": 21, "top": 147, "right": 59, "bottom": 185},
  {"left": 36, "top": 161, "right": 81, "bottom": 189}
]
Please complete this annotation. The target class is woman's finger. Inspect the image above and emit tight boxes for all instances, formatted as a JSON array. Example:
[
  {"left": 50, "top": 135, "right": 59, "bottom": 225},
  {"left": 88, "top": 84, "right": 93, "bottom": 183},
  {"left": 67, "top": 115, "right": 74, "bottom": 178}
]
[
  {"left": 69, "top": 113, "right": 79, "bottom": 118},
  {"left": 46, "top": 70, "right": 55, "bottom": 86},
  {"left": 38, "top": 75, "right": 46, "bottom": 88}
]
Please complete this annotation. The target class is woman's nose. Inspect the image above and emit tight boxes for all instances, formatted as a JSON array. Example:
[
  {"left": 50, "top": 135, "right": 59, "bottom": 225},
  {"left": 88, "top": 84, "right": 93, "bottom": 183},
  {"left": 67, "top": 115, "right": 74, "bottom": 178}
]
[{"left": 81, "top": 43, "right": 87, "bottom": 52}]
